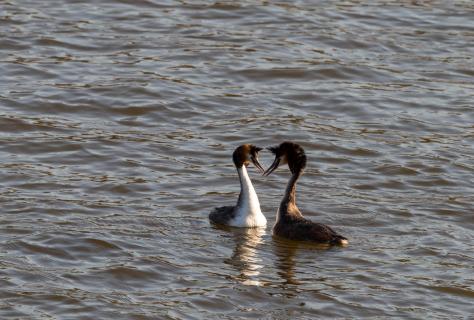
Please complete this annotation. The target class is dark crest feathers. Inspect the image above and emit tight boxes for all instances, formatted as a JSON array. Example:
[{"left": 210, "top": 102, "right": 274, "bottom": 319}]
[
  {"left": 232, "top": 144, "right": 261, "bottom": 168},
  {"left": 267, "top": 146, "right": 278, "bottom": 155},
  {"left": 268, "top": 141, "right": 307, "bottom": 174},
  {"left": 252, "top": 146, "right": 263, "bottom": 153}
]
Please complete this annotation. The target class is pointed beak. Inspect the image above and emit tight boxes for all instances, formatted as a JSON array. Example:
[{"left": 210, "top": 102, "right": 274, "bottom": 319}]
[
  {"left": 251, "top": 156, "right": 265, "bottom": 174},
  {"left": 263, "top": 157, "right": 280, "bottom": 176}
]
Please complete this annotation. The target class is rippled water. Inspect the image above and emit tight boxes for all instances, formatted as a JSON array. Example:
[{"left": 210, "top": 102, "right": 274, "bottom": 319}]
[{"left": 1, "top": 0, "right": 474, "bottom": 318}]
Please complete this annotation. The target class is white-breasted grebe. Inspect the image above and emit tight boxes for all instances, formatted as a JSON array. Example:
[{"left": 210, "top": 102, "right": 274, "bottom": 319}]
[
  {"left": 264, "top": 141, "right": 348, "bottom": 246},
  {"left": 209, "top": 144, "right": 267, "bottom": 228}
]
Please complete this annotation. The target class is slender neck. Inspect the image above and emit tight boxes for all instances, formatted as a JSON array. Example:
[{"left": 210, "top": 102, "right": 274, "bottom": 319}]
[
  {"left": 278, "top": 169, "right": 303, "bottom": 219},
  {"left": 236, "top": 165, "right": 260, "bottom": 210}
]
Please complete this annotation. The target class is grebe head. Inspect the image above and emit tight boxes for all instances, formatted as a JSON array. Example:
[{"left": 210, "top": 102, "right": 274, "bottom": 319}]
[
  {"left": 233, "top": 144, "right": 265, "bottom": 173},
  {"left": 264, "top": 141, "right": 306, "bottom": 176}
]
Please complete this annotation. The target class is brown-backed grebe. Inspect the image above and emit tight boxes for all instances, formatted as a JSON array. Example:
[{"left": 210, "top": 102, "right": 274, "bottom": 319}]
[
  {"left": 209, "top": 144, "right": 267, "bottom": 228},
  {"left": 264, "top": 142, "right": 348, "bottom": 245}
]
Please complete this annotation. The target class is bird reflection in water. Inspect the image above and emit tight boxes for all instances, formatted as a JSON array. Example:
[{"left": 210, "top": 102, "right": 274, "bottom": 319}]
[
  {"left": 219, "top": 226, "right": 266, "bottom": 286},
  {"left": 272, "top": 237, "right": 331, "bottom": 287},
  {"left": 272, "top": 237, "right": 300, "bottom": 286}
]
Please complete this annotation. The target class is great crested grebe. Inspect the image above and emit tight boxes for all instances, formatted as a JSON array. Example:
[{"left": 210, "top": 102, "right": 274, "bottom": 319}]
[
  {"left": 264, "top": 141, "right": 348, "bottom": 246},
  {"left": 209, "top": 144, "right": 267, "bottom": 228}
]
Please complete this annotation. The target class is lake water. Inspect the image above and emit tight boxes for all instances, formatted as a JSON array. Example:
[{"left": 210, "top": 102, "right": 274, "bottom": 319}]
[{"left": 1, "top": 0, "right": 473, "bottom": 319}]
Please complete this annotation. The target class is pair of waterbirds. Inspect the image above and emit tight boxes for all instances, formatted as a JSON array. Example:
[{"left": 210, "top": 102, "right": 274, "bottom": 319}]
[{"left": 209, "top": 142, "right": 348, "bottom": 246}]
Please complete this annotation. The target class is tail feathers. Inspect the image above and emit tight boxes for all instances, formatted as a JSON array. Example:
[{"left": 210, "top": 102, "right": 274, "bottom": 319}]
[{"left": 332, "top": 235, "right": 349, "bottom": 246}]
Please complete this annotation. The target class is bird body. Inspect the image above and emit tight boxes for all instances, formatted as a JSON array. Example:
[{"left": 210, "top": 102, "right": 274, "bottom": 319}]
[{"left": 273, "top": 214, "right": 348, "bottom": 245}]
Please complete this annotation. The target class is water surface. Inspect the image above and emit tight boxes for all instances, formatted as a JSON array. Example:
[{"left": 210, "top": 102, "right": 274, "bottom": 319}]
[{"left": 1, "top": 0, "right": 474, "bottom": 319}]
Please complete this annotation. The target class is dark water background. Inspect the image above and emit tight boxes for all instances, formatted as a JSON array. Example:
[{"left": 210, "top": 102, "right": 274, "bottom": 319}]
[{"left": 1, "top": 0, "right": 473, "bottom": 318}]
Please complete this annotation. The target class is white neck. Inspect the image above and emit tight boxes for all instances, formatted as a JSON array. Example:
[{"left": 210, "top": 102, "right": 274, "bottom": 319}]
[{"left": 229, "top": 166, "right": 267, "bottom": 227}]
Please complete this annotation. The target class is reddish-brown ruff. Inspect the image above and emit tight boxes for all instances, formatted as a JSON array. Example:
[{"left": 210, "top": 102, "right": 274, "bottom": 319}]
[
  {"left": 265, "top": 142, "right": 348, "bottom": 246},
  {"left": 232, "top": 144, "right": 264, "bottom": 171}
]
